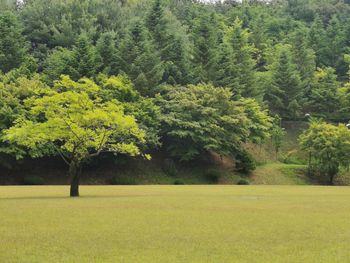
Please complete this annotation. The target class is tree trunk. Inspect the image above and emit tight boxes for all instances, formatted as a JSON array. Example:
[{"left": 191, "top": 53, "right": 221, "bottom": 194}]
[{"left": 69, "top": 161, "right": 81, "bottom": 197}]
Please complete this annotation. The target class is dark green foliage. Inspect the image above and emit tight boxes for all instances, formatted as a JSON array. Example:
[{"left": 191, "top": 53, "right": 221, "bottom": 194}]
[
  {"left": 96, "top": 32, "right": 119, "bottom": 75},
  {"left": 118, "top": 20, "right": 163, "bottom": 95},
  {"left": 22, "top": 176, "right": 45, "bottom": 185},
  {"left": 162, "top": 158, "right": 178, "bottom": 177},
  {"left": 0, "top": 11, "right": 27, "bottom": 73},
  {"left": 264, "top": 45, "right": 302, "bottom": 119},
  {"left": 205, "top": 169, "right": 222, "bottom": 183},
  {"left": 173, "top": 179, "right": 185, "bottom": 185},
  {"left": 110, "top": 175, "right": 137, "bottom": 185},
  {"left": 237, "top": 179, "right": 249, "bottom": 185},
  {"left": 235, "top": 150, "right": 256, "bottom": 174},
  {"left": 159, "top": 83, "right": 272, "bottom": 161}
]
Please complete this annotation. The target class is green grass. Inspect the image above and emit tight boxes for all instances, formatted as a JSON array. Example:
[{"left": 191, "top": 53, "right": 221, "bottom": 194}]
[
  {"left": 251, "top": 163, "right": 309, "bottom": 185},
  {"left": 1, "top": 186, "right": 350, "bottom": 263}
]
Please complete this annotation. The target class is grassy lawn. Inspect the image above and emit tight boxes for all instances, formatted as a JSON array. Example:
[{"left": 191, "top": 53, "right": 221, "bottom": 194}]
[
  {"left": 1, "top": 186, "right": 350, "bottom": 263},
  {"left": 251, "top": 163, "right": 309, "bottom": 185}
]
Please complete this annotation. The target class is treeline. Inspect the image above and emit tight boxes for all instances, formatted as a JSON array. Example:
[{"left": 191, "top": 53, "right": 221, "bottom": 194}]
[
  {"left": 1, "top": 0, "right": 350, "bottom": 192},
  {"left": 1, "top": 0, "right": 350, "bottom": 119}
]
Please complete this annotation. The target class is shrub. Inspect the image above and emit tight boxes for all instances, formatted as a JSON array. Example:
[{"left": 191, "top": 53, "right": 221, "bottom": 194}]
[
  {"left": 237, "top": 179, "right": 249, "bottom": 185},
  {"left": 173, "top": 179, "right": 185, "bottom": 185},
  {"left": 162, "top": 158, "right": 178, "bottom": 177},
  {"left": 235, "top": 150, "right": 256, "bottom": 174},
  {"left": 205, "top": 169, "right": 222, "bottom": 183},
  {"left": 22, "top": 176, "right": 45, "bottom": 185},
  {"left": 110, "top": 175, "right": 137, "bottom": 185}
]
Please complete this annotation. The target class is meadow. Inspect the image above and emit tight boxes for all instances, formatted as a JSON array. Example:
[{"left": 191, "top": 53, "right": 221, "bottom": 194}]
[{"left": 1, "top": 185, "right": 350, "bottom": 263}]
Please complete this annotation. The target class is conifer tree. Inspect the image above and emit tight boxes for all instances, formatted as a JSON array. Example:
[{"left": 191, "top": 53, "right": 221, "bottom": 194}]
[
  {"left": 0, "top": 11, "right": 27, "bottom": 73},
  {"left": 118, "top": 21, "right": 163, "bottom": 96},
  {"left": 146, "top": 0, "right": 190, "bottom": 85},
  {"left": 71, "top": 33, "right": 98, "bottom": 79},
  {"left": 190, "top": 11, "right": 220, "bottom": 84},
  {"left": 215, "top": 18, "right": 258, "bottom": 98},
  {"left": 96, "top": 31, "right": 119, "bottom": 76},
  {"left": 308, "top": 67, "right": 340, "bottom": 118},
  {"left": 264, "top": 45, "right": 302, "bottom": 119}
]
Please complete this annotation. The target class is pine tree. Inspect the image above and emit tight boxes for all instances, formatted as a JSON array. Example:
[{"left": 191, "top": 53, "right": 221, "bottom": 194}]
[
  {"left": 308, "top": 14, "right": 327, "bottom": 67},
  {"left": 146, "top": 0, "right": 190, "bottom": 85},
  {"left": 96, "top": 31, "right": 119, "bottom": 76},
  {"left": 214, "top": 18, "right": 258, "bottom": 98},
  {"left": 264, "top": 45, "right": 302, "bottom": 119},
  {"left": 190, "top": 11, "right": 220, "bottom": 84},
  {"left": 308, "top": 67, "right": 340, "bottom": 118},
  {"left": 0, "top": 11, "right": 27, "bottom": 73},
  {"left": 71, "top": 33, "right": 98, "bottom": 79},
  {"left": 290, "top": 27, "right": 316, "bottom": 99},
  {"left": 118, "top": 21, "right": 163, "bottom": 96},
  {"left": 324, "top": 15, "right": 347, "bottom": 79}
]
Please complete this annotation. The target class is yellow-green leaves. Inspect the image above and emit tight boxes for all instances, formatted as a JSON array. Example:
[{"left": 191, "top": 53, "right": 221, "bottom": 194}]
[{"left": 3, "top": 76, "right": 146, "bottom": 163}]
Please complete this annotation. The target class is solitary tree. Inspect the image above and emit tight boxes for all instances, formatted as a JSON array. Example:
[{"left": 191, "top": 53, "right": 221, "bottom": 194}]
[
  {"left": 3, "top": 76, "right": 146, "bottom": 197},
  {"left": 299, "top": 119, "right": 350, "bottom": 184}
]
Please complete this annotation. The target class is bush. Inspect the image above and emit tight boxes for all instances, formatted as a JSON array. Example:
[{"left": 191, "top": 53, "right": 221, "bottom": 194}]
[
  {"left": 22, "top": 176, "right": 45, "bottom": 185},
  {"left": 173, "top": 179, "right": 185, "bottom": 185},
  {"left": 205, "top": 169, "right": 222, "bottom": 183},
  {"left": 237, "top": 179, "right": 249, "bottom": 185},
  {"left": 235, "top": 150, "right": 256, "bottom": 174},
  {"left": 162, "top": 158, "right": 178, "bottom": 177},
  {"left": 110, "top": 175, "right": 137, "bottom": 185}
]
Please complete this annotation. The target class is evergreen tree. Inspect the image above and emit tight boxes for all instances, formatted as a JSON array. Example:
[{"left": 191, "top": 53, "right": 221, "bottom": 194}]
[
  {"left": 215, "top": 18, "right": 258, "bottom": 98},
  {"left": 118, "top": 20, "right": 163, "bottom": 96},
  {"left": 290, "top": 27, "right": 316, "bottom": 98},
  {"left": 190, "top": 11, "right": 220, "bottom": 84},
  {"left": 264, "top": 45, "right": 302, "bottom": 119},
  {"left": 0, "top": 11, "right": 27, "bottom": 73},
  {"left": 96, "top": 31, "right": 119, "bottom": 76},
  {"left": 146, "top": 0, "right": 190, "bottom": 85},
  {"left": 308, "top": 67, "right": 340, "bottom": 118},
  {"left": 71, "top": 33, "right": 98, "bottom": 79},
  {"left": 308, "top": 14, "right": 327, "bottom": 67},
  {"left": 324, "top": 15, "right": 347, "bottom": 79}
]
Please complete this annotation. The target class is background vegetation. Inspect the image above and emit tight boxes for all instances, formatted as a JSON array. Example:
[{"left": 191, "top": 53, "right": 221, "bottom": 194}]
[{"left": 2, "top": 0, "right": 350, "bottom": 189}]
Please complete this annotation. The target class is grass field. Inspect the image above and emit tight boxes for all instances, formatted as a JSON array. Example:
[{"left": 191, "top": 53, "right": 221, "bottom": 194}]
[{"left": 1, "top": 186, "right": 350, "bottom": 263}]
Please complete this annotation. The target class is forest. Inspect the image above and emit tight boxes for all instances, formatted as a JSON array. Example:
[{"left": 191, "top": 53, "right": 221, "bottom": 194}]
[{"left": 1, "top": 0, "right": 350, "bottom": 194}]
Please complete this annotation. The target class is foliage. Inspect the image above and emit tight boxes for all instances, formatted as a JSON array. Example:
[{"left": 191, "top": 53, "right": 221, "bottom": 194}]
[
  {"left": 299, "top": 119, "right": 350, "bottom": 184},
  {"left": 22, "top": 176, "right": 45, "bottom": 185},
  {"left": 237, "top": 178, "right": 249, "bottom": 185},
  {"left": 158, "top": 83, "right": 272, "bottom": 162},
  {"left": 0, "top": 11, "right": 27, "bottom": 73},
  {"left": 2, "top": 76, "right": 147, "bottom": 196}
]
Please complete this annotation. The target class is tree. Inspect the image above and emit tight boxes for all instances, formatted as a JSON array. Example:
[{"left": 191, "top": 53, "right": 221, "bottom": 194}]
[
  {"left": 290, "top": 27, "right": 316, "bottom": 97},
  {"left": 0, "top": 11, "right": 27, "bottom": 73},
  {"left": 98, "top": 74, "right": 161, "bottom": 149},
  {"left": 264, "top": 44, "right": 302, "bottom": 119},
  {"left": 308, "top": 67, "right": 340, "bottom": 119},
  {"left": 190, "top": 11, "right": 220, "bottom": 84},
  {"left": 299, "top": 119, "right": 350, "bottom": 184},
  {"left": 96, "top": 31, "right": 119, "bottom": 76},
  {"left": 117, "top": 21, "right": 163, "bottom": 96},
  {"left": 70, "top": 34, "right": 98, "bottom": 79},
  {"left": 2, "top": 76, "right": 146, "bottom": 197},
  {"left": 215, "top": 18, "right": 258, "bottom": 98},
  {"left": 43, "top": 47, "right": 75, "bottom": 84},
  {"left": 146, "top": 0, "right": 190, "bottom": 85},
  {"left": 158, "top": 83, "right": 272, "bottom": 165}
]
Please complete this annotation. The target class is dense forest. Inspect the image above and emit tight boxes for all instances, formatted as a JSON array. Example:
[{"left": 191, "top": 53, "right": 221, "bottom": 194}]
[{"left": 1, "top": 0, "right": 350, "bottom": 192}]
